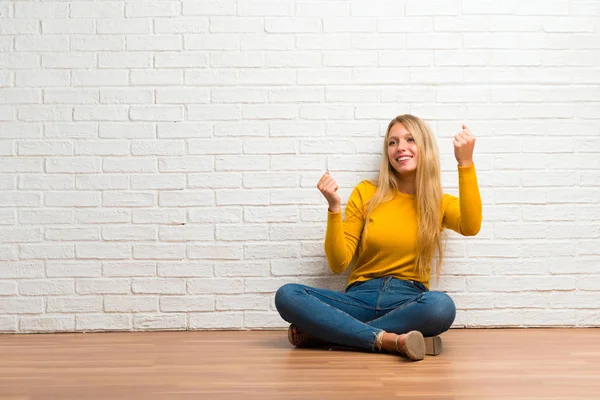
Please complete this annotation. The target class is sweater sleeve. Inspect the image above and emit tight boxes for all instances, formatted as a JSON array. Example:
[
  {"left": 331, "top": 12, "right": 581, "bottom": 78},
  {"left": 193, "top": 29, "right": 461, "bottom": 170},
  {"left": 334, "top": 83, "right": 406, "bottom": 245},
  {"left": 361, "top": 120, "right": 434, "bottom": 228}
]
[
  {"left": 442, "top": 164, "right": 482, "bottom": 236},
  {"left": 324, "top": 182, "right": 367, "bottom": 274}
]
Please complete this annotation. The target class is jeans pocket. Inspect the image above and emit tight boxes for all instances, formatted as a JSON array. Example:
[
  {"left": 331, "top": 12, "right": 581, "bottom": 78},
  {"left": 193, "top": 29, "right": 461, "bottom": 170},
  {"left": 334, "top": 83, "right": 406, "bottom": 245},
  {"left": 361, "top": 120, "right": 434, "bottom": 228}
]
[
  {"left": 345, "top": 280, "right": 366, "bottom": 292},
  {"left": 409, "top": 280, "right": 428, "bottom": 293}
]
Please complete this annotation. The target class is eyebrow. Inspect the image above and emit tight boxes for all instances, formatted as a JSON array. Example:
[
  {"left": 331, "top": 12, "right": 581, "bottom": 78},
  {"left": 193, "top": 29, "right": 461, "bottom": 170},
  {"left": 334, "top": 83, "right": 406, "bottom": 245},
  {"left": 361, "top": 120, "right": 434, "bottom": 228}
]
[{"left": 388, "top": 134, "right": 413, "bottom": 140}]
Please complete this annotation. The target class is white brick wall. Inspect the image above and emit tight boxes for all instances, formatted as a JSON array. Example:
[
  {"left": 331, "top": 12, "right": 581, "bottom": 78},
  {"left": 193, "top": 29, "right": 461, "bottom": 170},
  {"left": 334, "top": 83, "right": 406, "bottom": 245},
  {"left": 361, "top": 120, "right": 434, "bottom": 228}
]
[{"left": 0, "top": 0, "right": 599, "bottom": 333}]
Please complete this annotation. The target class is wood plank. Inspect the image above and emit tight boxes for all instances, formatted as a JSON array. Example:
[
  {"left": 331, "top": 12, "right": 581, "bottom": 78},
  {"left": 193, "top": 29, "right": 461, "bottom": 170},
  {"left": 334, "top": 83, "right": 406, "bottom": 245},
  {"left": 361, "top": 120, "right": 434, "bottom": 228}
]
[{"left": 0, "top": 329, "right": 599, "bottom": 399}]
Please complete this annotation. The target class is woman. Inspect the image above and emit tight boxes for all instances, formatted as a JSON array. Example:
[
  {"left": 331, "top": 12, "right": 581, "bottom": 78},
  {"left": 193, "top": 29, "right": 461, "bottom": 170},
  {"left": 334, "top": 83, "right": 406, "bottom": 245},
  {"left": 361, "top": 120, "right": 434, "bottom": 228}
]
[{"left": 275, "top": 114, "right": 482, "bottom": 361}]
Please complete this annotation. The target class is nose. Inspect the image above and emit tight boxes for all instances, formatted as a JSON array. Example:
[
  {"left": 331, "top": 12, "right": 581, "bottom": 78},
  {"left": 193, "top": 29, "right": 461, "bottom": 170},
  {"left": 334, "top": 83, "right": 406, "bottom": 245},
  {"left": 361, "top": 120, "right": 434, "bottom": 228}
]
[{"left": 396, "top": 139, "right": 408, "bottom": 152}]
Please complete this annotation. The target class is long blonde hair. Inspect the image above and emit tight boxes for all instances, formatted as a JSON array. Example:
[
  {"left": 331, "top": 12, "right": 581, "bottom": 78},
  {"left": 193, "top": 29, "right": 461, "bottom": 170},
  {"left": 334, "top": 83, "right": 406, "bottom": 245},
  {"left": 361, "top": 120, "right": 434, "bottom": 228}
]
[{"left": 360, "top": 114, "right": 444, "bottom": 277}]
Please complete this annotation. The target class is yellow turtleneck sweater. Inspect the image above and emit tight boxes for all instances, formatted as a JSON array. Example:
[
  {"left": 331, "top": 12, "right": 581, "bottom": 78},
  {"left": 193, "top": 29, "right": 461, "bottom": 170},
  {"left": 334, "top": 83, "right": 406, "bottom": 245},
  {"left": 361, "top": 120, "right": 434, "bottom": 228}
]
[{"left": 325, "top": 164, "right": 482, "bottom": 288}]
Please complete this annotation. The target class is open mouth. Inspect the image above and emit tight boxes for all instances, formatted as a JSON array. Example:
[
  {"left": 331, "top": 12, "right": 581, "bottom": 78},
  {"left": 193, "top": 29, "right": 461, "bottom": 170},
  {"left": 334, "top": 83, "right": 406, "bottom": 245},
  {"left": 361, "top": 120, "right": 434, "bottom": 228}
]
[{"left": 396, "top": 156, "right": 412, "bottom": 165}]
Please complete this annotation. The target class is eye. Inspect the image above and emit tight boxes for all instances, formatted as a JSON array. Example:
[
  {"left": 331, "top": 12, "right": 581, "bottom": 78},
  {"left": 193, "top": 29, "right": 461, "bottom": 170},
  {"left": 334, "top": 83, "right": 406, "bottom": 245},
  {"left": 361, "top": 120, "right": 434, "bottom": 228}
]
[
  {"left": 407, "top": 137, "right": 415, "bottom": 142},
  {"left": 388, "top": 140, "right": 396, "bottom": 146}
]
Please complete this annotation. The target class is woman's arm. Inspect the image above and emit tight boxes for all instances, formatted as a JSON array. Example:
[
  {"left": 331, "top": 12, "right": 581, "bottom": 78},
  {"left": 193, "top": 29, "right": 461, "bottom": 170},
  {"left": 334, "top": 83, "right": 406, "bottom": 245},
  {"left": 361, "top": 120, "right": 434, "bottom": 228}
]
[
  {"left": 442, "top": 165, "right": 482, "bottom": 236},
  {"left": 316, "top": 172, "right": 366, "bottom": 273},
  {"left": 324, "top": 184, "right": 366, "bottom": 273},
  {"left": 442, "top": 125, "right": 482, "bottom": 236}
]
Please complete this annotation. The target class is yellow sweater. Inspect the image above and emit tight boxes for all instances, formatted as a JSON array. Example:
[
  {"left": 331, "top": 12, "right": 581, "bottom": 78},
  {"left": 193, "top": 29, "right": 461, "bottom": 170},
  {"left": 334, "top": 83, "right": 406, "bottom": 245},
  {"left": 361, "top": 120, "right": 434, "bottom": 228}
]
[{"left": 325, "top": 164, "right": 482, "bottom": 288}]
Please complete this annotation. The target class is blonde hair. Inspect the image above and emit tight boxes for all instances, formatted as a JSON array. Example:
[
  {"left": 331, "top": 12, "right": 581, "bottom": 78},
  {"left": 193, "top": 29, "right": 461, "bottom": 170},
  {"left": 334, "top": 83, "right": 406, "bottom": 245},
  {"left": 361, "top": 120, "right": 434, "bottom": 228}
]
[{"left": 361, "top": 114, "right": 444, "bottom": 278}]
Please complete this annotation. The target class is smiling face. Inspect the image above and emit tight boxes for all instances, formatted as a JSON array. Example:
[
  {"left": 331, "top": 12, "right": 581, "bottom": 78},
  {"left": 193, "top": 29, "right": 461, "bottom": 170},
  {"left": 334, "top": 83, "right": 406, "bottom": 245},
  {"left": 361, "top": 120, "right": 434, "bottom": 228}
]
[{"left": 387, "top": 122, "right": 418, "bottom": 176}]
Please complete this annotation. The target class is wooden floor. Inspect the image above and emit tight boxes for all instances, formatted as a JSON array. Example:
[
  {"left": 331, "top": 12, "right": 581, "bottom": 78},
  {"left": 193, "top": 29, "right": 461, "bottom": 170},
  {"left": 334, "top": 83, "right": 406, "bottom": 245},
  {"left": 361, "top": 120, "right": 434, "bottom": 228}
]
[{"left": 1, "top": 329, "right": 599, "bottom": 400}]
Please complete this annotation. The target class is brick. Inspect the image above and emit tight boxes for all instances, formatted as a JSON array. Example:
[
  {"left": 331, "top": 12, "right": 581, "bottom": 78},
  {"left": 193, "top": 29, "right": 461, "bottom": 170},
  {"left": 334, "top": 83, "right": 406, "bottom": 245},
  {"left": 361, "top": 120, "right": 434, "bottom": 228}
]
[
  {"left": 47, "top": 297, "right": 102, "bottom": 313},
  {"left": 157, "top": 262, "right": 213, "bottom": 278},
  {"left": 15, "top": 3, "right": 68, "bottom": 18},
  {"left": 132, "top": 278, "right": 186, "bottom": 294},
  {"left": 216, "top": 224, "right": 269, "bottom": 241},
  {"left": 216, "top": 156, "right": 268, "bottom": 172},
  {"left": 76, "top": 174, "right": 128, "bottom": 190},
  {"left": 104, "top": 296, "right": 158, "bottom": 312},
  {"left": 0, "top": 54, "right": 39, "bottom": 69},
  {"left": 155, "top": 52, "right": 208, "bottom": 68},
  {"left": 188, "top": 244, "right": 242, "bottom": 260},
  {"left": 185, "top": 35, "right": 239, "bottom": 51},
  {"left": 126, "top": 35, "right": 181, "bottom": 51},
  {"left": 216, "top": 294, "right": 270, "bottom": 311},
  {"left": 21, "top": 316, "right": 75, "bottom": 332},
  {"left": 244, "top": 312, "right": 288, "bottom": 329},
  {"left": 132, "top": 209, "right": 185, "bottom": 225},
  {"left": 45, "top": 123, "right": 96, "bottom": 139},
  {"left": 99, "top": 54, "right": 153, "bottom": 69},
  {"left": 103, "top": 158, "right": 157, "bottom": 173},
  {"left": 160, "top": 296, "right": 214, "bottom": 312},
  {"left": 215, "top": 122, "right": 269, "bottom": 137},
  {"left": 156, "top": 88, "right": 209, "bottom": 104},
  {"left": 133, "top": 314, "right": 186, "bottom": 330},
  {"left": 131, "top": 140, "right": 185, "bottom": 156},
  {"left": 76, "top": 279, "right": 130, "bottom": 294},
  {"left": 189, "top": 312, "right": 242, "bottom": 329},
  {"left": 19, "top": 244, "right": 74, "bottom": 260},
  {"left": 0, "top": 298, "right": 43, "bottom": 314},
  {"left": 103, "top": 261, "right": 156, "bottom": 277},
  {"left": 244, "top": 243, "right": 301, "bottom": 260},
  {"left": 241, "top": 35, "right": 294, "bottom": 50},
  {"left": 0, "top": 316, "right": 16, "bottom": 332},
  {"left": 244, "top": 207, "right": 298, "bottom": 223},
  {"left": 76, "top": 315, "right": 131, "bottom": 331},
  {"left": 216, "top": 189, "right": 269, "bottom": 206},
  {"left": 159, "top": 191, "right": 213, "bottom": 207},
  {"left": 516, "top": 0, "right": 568, "bottom": 15},
  {"left": 0, "top": 245, "right": 17, "bottom": 261},
  {"left": 521, "top": 310, "right": 575, "bottom": 326},
  {"left": 0, "top": 192, "right": 40, "bottom": 207},
  {"left": 70, "top": 2, "right": 125, "bottom": 18},
  {"left": 270, "top": 258, "right": 331, "bottom": 277},
  {"left": 189, "top": 173, "right": 241, "bottom": 189},
  {"left": 46, "top": 262, "right": 102, "bottom": 277},
  {"left": 43, "top": 53, "right": 96, "bottom": 69},
  {"left": 97, "top": 19, "right": 151, "bottom": 34},
  {"left": 19, "top": 209, "right": 73, "bottom": 225},
  {"left": 73, "top": 70, "right": 128, "bottom": 87},
  {"left": 0, "top": 280, "right": 17, "bottom": 295},
  {"left": 18, "top": 106, "right": 71, "bottom": 121},
  {"left": 45, "top": 226, "right": 97, "bottom": 244},
  {"left": 44, "top": 192, "right": 100, "bottom": 207},
  {"left": 187, "top": 105, "right": 241, "bottom": 121},
  {"left": 74, "top": 209, "right": 130, "bottom": 224},
  {"left": 131, "top": 70, "right": 183, "bottom": 86},
  {"left": 133, "top": 244, "right": 185, "bottom": 260},
  {"left": 466, "top": 310, "right": 522, "bottom": 327},
  {"left": 188, "top": 208, "right": 242, "bottom": 223},
  {"left": 76, "top": 244, "right": 131, "bottom": 260},
  {"left": 74, "top": 139, "right": 128, "bottom": 155},
  {"left": 102, "top": 226, "right": 157, "bottom": 241},
  {"left": 0, "top": 88, "right": 40, "bottom": 104},
  {"left": 126, "top": 1, "right": 180, "bottom": 17},
  {"left": 71, "top": 35, "right": 124, "bottom": 51},
  {"left": 187, "top": 278, "right": 243, "bottom": 294},
  {"left": 130, "top": 174, "right": 185, "bottom": 190},
  {"left": 159, "top": 225, "right": 214, "bottom": 242},
  {"left": 130, "top": 106, "right": 184, "bottom": 121},
  {"left": 157, "top": 123, "right": 212, "bottom": 138}
]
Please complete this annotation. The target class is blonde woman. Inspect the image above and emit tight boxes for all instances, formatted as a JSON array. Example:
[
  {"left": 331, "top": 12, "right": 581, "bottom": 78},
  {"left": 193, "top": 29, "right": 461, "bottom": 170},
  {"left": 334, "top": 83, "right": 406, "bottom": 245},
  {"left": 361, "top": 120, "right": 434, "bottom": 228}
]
[{"left": 275, "top": 114, "right": 482, "bottom": 361}]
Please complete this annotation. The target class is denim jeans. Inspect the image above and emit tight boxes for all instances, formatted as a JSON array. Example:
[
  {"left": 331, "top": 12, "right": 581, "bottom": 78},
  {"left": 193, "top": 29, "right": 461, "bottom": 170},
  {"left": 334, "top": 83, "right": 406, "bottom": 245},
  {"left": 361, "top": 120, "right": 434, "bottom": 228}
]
[{"left": 275, "top": 276, "right": 456, "bottom": 352}]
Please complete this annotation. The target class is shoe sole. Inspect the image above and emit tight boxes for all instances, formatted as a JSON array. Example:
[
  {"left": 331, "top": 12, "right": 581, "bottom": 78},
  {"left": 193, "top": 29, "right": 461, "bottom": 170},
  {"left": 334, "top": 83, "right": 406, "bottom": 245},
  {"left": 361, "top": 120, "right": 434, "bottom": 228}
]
[
  {"left": 424, "top": 336, "right": 442, "bottom": 356},
  {"left": 403, "top": 331, "right": 425, "bottom": 361},
  {"left": 287, "top": 324, "right": 300, "bottom": 347}
]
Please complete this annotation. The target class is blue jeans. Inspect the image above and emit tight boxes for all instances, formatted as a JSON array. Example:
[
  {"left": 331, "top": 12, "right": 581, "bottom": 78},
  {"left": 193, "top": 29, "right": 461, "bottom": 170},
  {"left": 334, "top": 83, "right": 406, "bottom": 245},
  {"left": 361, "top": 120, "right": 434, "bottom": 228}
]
[{"left": 275, "top": 276, "right": 456, "bottom": 352}]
